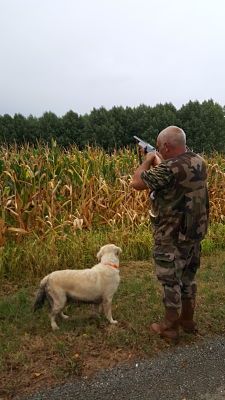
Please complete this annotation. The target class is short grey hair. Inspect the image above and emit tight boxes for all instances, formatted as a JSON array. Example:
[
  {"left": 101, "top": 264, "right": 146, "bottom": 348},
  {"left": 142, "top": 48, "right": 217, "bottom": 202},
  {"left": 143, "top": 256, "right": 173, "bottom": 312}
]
[{"left": 158, "top": 126, "right": 186, "bottom": 147}]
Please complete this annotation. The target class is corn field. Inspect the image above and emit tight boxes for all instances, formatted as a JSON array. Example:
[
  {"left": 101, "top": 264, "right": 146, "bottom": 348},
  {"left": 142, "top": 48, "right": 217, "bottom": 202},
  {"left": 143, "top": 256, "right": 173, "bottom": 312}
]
[{"left": 0, "top": 144, "right": 224, "bottom": 244}]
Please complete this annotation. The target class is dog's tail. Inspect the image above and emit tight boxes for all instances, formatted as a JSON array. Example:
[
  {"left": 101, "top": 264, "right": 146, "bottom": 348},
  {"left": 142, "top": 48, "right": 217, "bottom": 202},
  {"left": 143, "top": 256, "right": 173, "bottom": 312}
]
[{"left": 33, "top": 275, "right": 49, "bottom": 312}]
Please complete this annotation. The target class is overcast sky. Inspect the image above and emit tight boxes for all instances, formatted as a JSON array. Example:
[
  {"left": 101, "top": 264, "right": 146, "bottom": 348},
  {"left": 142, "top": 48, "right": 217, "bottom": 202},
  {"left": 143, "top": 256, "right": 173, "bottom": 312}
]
[{"left": 0, "top": 0, "right": 225, "bottom": 116}]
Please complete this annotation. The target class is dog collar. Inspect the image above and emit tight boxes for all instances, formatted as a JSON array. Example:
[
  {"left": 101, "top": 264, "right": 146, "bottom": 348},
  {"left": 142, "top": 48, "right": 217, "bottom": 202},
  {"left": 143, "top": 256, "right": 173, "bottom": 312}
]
[{"left": 104, "top": 262, "right": 119, "bottom": 269}]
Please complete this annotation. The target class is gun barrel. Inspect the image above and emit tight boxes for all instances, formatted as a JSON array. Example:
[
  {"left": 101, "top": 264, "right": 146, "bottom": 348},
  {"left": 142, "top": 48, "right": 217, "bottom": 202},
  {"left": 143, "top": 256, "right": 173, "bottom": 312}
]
[
  {"left": 133, "top": 135, "right": 142, "bottom": 141},
  {"left": 133, "top": 135, "right": 155, "bottom": 153}
]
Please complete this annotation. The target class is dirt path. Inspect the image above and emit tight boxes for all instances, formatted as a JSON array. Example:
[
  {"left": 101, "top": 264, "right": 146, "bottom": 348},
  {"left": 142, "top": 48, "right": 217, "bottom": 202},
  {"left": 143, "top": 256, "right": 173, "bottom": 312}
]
[{"left": 19, "top": 335, "right": 225, "bottom": 400}]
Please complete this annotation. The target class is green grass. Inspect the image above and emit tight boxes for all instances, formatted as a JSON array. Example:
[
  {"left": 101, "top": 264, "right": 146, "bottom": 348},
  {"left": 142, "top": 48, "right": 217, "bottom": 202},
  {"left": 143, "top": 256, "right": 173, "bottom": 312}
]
[
  {"left": 1, "top": 221, "right": 225, "bottom": 398},
  {"left": 1, "top": 222, "right": 225, "bottom": 282},
  {"left": 202, "top": 223, "right": 225, "bottom": 254},
  {"left": 1, "top": 251, "right": 225, "bottom": 398},
  {"left": 0, "top": 225, "right": 153, "bottom": 281}
]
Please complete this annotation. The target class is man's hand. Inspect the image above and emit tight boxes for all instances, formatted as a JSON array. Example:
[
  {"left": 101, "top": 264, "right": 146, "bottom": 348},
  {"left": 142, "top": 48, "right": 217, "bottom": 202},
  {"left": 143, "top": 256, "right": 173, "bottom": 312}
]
[
  {"left": 130, "top": 150, "right": 161, "bottom": 191},
  {"left": 138, "top": 147, "right": 162, "bottom": 167},
  {"left": 145, "top": 151, "right": 162, "bottom": 167}
]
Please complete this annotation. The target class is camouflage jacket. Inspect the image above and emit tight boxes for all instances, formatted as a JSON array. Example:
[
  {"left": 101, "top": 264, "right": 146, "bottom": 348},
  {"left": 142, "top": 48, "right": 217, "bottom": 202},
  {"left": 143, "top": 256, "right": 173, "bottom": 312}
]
[{"left": 141, "top": 151, "right": 209, "bottom": 244}]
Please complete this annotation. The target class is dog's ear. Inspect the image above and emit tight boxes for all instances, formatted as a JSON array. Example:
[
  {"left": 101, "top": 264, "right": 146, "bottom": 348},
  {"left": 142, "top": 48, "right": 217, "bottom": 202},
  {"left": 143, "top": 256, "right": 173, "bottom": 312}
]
[
  {"left": 116, "top": 246, "right": 122, "bottom": 256},
  {"left": 97, "top": 247, "right": 104, "bottom": 261}
]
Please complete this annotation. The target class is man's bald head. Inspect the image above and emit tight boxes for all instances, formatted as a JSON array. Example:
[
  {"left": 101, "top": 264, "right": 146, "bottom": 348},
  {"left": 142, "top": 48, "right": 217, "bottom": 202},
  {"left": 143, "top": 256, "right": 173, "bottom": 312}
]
[
  {"left": 158, "top": 126, "right": 186, "bottom": 147},
  {"left": 157, "top": 126, "right": 186, "bottom": 159}
]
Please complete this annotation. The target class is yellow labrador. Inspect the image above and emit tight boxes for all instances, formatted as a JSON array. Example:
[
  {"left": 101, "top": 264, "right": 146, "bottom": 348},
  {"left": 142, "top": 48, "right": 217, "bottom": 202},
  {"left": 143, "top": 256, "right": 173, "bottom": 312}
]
[{"left": 34, "top": 244, "right": 122, "bottom": 330}]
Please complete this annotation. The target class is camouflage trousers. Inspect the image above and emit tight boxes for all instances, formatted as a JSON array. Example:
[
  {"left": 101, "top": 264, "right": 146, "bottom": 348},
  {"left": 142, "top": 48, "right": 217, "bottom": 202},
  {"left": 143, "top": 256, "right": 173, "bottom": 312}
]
[{"left": 153, "top": 241, "right": 201, "bottom": 310}]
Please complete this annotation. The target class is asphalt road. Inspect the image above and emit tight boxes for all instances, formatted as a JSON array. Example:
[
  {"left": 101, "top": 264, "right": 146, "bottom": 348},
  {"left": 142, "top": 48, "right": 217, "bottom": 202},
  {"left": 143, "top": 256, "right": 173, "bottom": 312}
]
[{"left": 20, "top": 336, "right": 225, "bottom": 400}]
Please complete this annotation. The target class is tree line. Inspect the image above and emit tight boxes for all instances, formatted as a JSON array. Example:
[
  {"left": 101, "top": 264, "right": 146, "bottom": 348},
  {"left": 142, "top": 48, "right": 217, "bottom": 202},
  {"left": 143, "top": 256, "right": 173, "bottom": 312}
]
[{"left": 0, "top": 100, "right": 224, "bottom": 153}]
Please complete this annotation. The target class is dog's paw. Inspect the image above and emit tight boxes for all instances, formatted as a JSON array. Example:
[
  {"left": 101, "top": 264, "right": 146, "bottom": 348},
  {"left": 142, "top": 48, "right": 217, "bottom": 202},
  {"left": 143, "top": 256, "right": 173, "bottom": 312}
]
[
  {"left": 51, "top": 324, "right": 60, "bottom": 331},
  {"left": 61, "top": 312, "right": 69, "bottom": 320},
  {"left": 110, "top": 319, "right": 118, "bottom": 324}
]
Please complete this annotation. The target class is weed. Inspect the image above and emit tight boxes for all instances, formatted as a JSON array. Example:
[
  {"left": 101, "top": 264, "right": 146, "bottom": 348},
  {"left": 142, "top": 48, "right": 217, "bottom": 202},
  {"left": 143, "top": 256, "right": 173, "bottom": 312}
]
[{"left": 1, "top": 253, "right": 225, "bottom": 398}]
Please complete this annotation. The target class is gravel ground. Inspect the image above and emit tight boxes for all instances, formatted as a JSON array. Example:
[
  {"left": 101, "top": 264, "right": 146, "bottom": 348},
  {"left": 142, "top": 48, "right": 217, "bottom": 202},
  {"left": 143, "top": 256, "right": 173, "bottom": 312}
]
[{"left": 20, "top": 336, "right": 225, "bottom": 400}]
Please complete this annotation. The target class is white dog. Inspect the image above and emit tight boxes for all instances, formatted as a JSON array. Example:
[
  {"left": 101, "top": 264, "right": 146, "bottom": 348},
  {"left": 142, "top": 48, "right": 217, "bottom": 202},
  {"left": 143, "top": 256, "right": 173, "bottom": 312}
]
[{"left": 34, "top": 244, "right": 122, "bottom": 330}]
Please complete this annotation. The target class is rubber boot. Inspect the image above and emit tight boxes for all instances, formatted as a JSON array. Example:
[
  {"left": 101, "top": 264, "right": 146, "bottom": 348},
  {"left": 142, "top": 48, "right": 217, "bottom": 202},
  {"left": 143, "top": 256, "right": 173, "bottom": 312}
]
[
  {"left": 151, "top": 308, "right": 180, "bottom": 341},
  {"left": 179, "top": 299, "right": 198, "bottom": 334}
]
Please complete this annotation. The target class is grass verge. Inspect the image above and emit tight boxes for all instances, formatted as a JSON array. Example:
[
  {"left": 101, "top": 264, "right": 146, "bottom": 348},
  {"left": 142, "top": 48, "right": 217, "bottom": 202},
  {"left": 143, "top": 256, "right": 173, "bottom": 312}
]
[
  {"left": 1, "top": 222, "right": 225, "bottom": 282},
  {"left": 1, "top": 250, "right": 225, "bottom": 399}
]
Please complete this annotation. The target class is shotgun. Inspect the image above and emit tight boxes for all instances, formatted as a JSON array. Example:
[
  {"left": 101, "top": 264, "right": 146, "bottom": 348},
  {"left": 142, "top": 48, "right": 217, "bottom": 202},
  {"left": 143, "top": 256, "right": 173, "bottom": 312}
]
[{"left": 133, "top": 135, "right": 155, "bottom": 163}]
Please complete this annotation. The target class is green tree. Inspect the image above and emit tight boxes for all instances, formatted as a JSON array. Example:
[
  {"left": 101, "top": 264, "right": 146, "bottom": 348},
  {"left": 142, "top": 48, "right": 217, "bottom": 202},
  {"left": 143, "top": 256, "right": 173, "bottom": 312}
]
[
  {"left": 0, "top": 114, "right": 16, "bottom": 144},
  {"left": 39, "top": 112, "right": 61, "bottom": 142},
  {"left": 178, "top": 100, "right": 225, "bottom": 153},
  {"left": 61, "top": 110, "right": 84, "bottom": 147},
  {"left": 83, "top": 107, "right": 119, "bottom": 151}
]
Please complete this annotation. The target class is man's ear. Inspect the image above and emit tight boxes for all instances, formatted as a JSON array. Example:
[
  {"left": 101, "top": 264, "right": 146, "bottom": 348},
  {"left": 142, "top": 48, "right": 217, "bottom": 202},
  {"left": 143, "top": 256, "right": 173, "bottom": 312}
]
[{"left": 164, "top": 142, "right": 170, "bottom": 152}]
